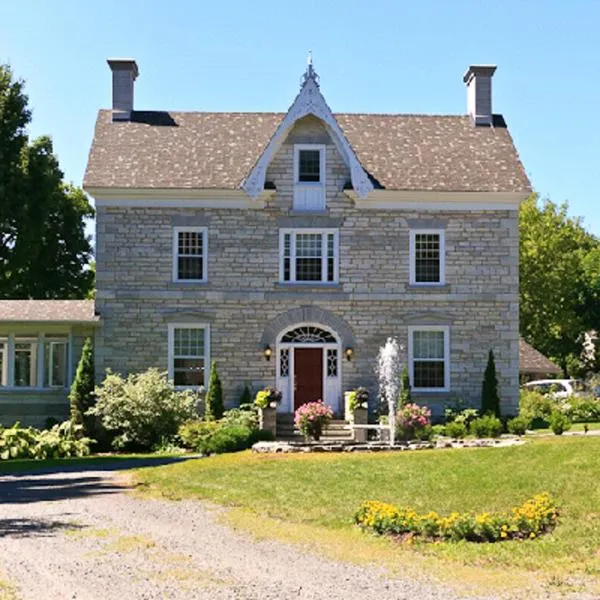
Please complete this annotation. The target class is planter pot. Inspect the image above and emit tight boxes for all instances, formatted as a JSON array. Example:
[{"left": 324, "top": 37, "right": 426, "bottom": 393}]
[
  {"left": 259, "top": 406, "right": 277, "bottom": 437},
  {"left": 352, "top": 407, "right": 368, "bottom": 443}
]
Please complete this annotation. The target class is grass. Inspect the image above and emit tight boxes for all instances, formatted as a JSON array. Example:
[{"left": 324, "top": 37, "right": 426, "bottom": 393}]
[{"left": 134, "top": 436, "right": 600, "bottom": 596}]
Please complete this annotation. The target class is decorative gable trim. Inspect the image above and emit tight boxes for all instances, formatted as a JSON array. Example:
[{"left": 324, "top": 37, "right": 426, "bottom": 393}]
[{"left": 243, "top": 66, "right": 374, "bottom": 199}]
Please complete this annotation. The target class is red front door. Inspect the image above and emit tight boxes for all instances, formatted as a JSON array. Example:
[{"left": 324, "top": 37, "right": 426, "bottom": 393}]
[{"left": 294, "top": 348, "right": 323, "bottom": 410}]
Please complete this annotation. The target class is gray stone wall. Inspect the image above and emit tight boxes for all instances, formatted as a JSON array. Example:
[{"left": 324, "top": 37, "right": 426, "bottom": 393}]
[{"left": 95, "top": 119, "right": 520, "bottom": 416}]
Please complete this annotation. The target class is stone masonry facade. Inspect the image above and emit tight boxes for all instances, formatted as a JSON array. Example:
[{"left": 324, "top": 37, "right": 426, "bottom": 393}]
[{"left": 95, "top": 118, "right": 520, "bottom": 416}]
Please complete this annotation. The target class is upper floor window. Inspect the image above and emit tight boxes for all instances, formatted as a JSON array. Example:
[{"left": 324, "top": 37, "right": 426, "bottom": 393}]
[
  {"left": 293, "top": 144, "right": 326, "bottom": 211},
  {"left": 408, "top": 326, "right": 450, "bottom": 392},
  {"left": 409, "top": 230, "right": 445, "bottom": 285},
  {"left": 168, "top": 324, "right": 210, "bottom": 389},
  {"left": 173, "top": 227, "right": 208, "bottom": 283},
  {"left": 280, "top": 229, "right": 338, "bottom": 284}
]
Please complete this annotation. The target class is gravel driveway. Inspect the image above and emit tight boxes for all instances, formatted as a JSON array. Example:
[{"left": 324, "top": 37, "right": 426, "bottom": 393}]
[{"left": 0, "top": 460, "right": 558, "bottom": 599}]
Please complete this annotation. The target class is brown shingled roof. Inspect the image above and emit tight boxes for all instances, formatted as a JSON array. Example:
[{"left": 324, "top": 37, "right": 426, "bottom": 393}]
[
  {"left": 84, "top": 110, "right": 531, "bottom": 194},
  {"left": 519, "top": 338, "right": 562, "bottom": 376},
  {"left": 0, "top": 300, "right": 98, "bottom": 323}
]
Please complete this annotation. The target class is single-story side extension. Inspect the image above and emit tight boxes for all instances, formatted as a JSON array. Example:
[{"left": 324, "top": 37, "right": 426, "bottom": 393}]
[
  {"left": 0, "top": 300, "right": 98, "bottom": 427},
  {"left": 519, "top": 338, "right": 562, "bottom": 382}
]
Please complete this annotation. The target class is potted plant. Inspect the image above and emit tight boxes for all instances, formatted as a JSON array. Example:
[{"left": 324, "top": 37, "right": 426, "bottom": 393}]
[
  {"left": 294, "top": 400, "right": 333, "bottom": 441},
  {"left": 255, "top": 387, "right": 282, "bottom": 436},
  {"left": 396, "top": 403, "right": 432, "bottom": 441},
  {"left": 348, "top": 387, "right": 369, "bottom": 442}
]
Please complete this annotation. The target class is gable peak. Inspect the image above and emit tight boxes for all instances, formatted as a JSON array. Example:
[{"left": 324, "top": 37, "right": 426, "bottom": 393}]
[{"left": 301, "top": 50, "right": 320, "bottom": 88}]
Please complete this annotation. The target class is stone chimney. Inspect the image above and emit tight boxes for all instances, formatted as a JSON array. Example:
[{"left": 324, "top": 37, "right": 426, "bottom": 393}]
[
  {"left": 107, "top": 59, "right": 139, "bottom": 121},
  {"left": 463, "top": 65, "right": 497, "bottom": 126}
]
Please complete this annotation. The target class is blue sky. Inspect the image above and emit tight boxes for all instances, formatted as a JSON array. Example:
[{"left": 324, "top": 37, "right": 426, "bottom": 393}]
[{"left": 2, "top": 0, "right": 599, "bottom": 236}]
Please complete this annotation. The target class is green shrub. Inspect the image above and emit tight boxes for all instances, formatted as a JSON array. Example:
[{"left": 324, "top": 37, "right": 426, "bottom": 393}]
[
  {"left": 221, "top": 407, "right": 259, "bottom": 430},
  {"left": 204, "top": 361, "right": 224, "bottom": 421},
  {"left": 178, "top": 420, "right": 220, "bottom": 450},
  {"left": 431, "top": 424, "right": 446, "bottom": 437},
  {"left": 519, "top": 389, "right": 554, "bottom": 426},
  {"left": 414, "top": 424, "right": 433, "bottom": 441},
  {"left": 199, "top": 425, "right": 255, "bottom": 454},
  {"left": 507, "top": 415, "right": 531, "bottom": 436},
  {"left": 444, "top": 404, "right": 479, "bottom": 428},
  {"left": 481, "top": 349, "right": 501, "bottom": 417},
  {"left": 69, "top": 337, "right": 97, "bottom": 439},
  {"left": 0, "top": 421, "right": 91, "bottom": 460},
  {"left": 398, "top": 366, "right": 412, "bottom": 406},
  {"left": 550, "top": 411, "right": 572, "bottom": 435},
  {"left": 445, "top": 421, "right": 468, "bottom": 438},
  {"left": 470, "top": 415, "right": 503, "bottom": 438},
  {"left": 569, "top": 398, "right": 600, "bottom": 422},
  {"left": 239, "top": 384, "right": 252, "bottom": 407},
  {"left": 90, "top": 368, "right": 197, "bottom": 451}
]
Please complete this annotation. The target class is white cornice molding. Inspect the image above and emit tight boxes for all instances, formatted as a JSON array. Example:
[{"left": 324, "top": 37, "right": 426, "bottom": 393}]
[
  {"left": 88, "top": 187, "right": 272, "bottom": 208},
  {"left": 345, "top": 190, "right": 527, "bottom": 210},
  {"left": 242, "top": 76, "right": 373, "bottom": 199}
]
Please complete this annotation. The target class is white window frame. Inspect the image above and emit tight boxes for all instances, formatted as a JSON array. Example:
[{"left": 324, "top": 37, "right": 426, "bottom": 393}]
[
  {"left": 172, "top": 226, "right": 208, "bottom": 283},
  {"left": 13, "top": 338, "right": 39, "bottom": 389},
  {"left": 0, "top": 339, "right": 7, "bottom": 387},
  {"left": 409, "top": 229, "right": 446, "bottom": 286},
  {"left": 167, "top": 323, "right": 210, "bottom": 390},
  {"left": 279, "top": 228, "right": 339, "bottom": 284},
  {"left": 408, "top": 325, "right": 450, "bottom": 392},
  {"left": 294, "top": 144, "right": 326, "bottom": 186},
  {"left": 44, "top": 338, "right": 68, "bottom": 388}
]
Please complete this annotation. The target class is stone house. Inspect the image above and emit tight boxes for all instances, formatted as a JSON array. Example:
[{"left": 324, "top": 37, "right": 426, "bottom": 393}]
[{"left": 0, "top": 58, "right": 531, "bottom": 427}]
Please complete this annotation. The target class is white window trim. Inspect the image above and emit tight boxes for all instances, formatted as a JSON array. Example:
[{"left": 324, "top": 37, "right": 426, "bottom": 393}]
[
  {"left": 279, "top": 228, "right": 339, "bottom": 284},
  {"left": 409, "top": 229, "right": 446, "bottom": 286},
  {"left": 294, "top": 144, "right": 326, "bottom": 186},
  {"left": 408, "top": 325, "right": 450, "bottom": 392},
  {"left": 13, "top": 337, "right": 39, "bottom": 389},
  {"left": 172, "top": 226, "right": 208, "bottom": 283},
  {"left": 167, "top": 323, "right": 210, "bottom": 390},
  {"left": 0, "top": 339, "right": 7, "bottom": 387}
]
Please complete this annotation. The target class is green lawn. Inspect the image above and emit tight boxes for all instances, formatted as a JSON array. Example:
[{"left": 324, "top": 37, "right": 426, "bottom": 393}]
[{"left": 135, "top": 436, "right": 600, "bottom": 595}]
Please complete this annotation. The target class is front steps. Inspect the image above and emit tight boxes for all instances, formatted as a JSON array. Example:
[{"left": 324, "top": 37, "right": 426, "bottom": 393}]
[{"left": 276, "top": 413, "right": 353, "bottom": 442}]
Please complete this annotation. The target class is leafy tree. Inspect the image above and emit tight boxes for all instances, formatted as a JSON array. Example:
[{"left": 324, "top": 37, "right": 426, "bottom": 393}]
[
  {"left": 204, "top": 361, "right": 224, "bottom": 420},
  {"left": 0, "top": 64, "right": 94, "bottom": 299},
  {"left": 481, "top": 350, "right": 500, "bottom": 417},
  {"left": 69, "top": 338, "right": 96, "bottom": 437},
  {"left": 520, "top": 194, "right": 600, "bottom": 372}
]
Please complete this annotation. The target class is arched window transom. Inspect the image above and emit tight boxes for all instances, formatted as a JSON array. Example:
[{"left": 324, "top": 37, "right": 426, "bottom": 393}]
[{"left": 281, "top": 326, "right": 336, "bottom": 344}]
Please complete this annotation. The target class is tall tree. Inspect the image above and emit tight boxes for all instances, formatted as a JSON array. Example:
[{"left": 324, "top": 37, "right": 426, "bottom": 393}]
[
  {"left": 0, "top": 64, "right": 94, "bottom": 299},
  {"left": 520, "top": 194, "right": 600, "bottom": 372},
  {"left": 481, "top": 350, "right": 500, "bottom": 417}
]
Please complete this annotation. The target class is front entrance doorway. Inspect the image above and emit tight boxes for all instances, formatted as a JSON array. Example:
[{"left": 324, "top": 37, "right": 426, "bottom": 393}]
[
  {"left": 293, "top": 348, "right": 323, "bottom": 409},
  {"left": 275, "top": 324, "right": 342, "bottom": 414}
]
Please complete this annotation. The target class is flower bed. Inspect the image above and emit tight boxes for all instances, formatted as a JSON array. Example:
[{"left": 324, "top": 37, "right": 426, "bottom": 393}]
[{"left": 354, "top": 493, "right": 558, "bottom": 542}]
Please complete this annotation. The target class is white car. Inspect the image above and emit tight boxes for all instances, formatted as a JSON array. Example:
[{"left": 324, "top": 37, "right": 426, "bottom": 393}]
[{"left": 521, "top": 379, "right": 589, "bottom": 399}]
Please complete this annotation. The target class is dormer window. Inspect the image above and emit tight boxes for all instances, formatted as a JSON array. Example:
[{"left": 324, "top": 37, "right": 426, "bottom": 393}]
[{"left": 293, "top": 144, "right": 325, "bottom": 211}]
